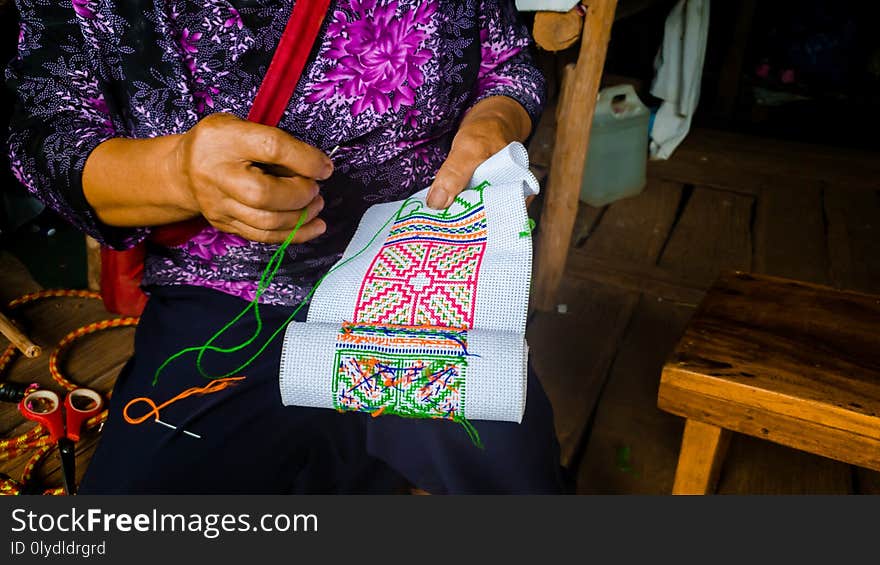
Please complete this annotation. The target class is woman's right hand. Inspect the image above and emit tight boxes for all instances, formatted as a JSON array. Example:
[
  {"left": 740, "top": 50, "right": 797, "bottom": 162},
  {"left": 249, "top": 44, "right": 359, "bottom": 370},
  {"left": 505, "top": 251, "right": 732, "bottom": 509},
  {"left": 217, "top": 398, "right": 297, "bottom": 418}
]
[
  {"left": 83, "top": 112, "right": 332, "bottom": 244},
  {"left": 170, "top": 113, "right": 332, "bottom": 244}
]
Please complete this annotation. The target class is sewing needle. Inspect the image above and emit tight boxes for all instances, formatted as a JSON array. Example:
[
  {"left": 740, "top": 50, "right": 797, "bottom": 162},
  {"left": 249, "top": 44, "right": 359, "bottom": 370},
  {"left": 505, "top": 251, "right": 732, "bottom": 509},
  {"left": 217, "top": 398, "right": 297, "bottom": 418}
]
[{"left": 155, "top": 418, "right": 202, "bottom": 439}]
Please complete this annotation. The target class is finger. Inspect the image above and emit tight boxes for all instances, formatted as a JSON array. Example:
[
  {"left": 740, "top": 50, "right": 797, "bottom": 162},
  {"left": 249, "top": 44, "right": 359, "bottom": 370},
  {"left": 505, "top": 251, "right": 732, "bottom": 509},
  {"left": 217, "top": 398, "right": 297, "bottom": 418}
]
[
  {"left": 427, "top": 144, "right": 488, "bottom": 210},
  {"left": 237, "top": 123, "right": 334, "bottom": 180},
  {"left": 218, "top": 194, "right": 325, "bottom": 234},
  {"left": 223, "top": 217, "right": 327, "bottom": 244},
  {"left": 221, "top": 168, "right": 320, "bottom": 211},
  {"left": 289, "top": 216, "right": 327, "bottom": 243}
]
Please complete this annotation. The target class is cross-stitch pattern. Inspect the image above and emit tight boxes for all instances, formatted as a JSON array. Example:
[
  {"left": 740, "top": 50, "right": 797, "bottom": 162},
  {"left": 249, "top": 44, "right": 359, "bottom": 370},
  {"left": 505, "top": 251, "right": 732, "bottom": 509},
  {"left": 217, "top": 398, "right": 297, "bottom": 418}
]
[
  {"left": 332, "top": 323, "right": 468, "bottom": 420},
  {"left": 280, "top": 143, "right": 539, "bottom": 429},
  {"left": 352, "top": 183, "right": 489, "bottom": 328}
]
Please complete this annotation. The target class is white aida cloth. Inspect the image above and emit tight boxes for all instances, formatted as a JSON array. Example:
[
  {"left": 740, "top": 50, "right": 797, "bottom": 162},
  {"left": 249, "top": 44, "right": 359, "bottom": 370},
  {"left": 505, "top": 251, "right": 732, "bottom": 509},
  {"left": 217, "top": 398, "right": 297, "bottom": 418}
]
[
  {"left": 279, "top": 142, "right": 538, "bottom": 423},
  {"left": 280, "top": 324, "right": 529, "bottom": 422}
]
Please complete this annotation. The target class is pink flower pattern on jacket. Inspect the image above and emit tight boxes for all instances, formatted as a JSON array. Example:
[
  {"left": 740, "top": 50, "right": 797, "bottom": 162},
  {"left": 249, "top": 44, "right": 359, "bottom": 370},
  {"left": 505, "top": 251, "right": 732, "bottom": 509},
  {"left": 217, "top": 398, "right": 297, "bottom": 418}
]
[
  {"left": 185, "top": 230, "right": 249, "bottom": 262},
  {"left": 306, "top": 1, "right": 436, "bottom": 117}
]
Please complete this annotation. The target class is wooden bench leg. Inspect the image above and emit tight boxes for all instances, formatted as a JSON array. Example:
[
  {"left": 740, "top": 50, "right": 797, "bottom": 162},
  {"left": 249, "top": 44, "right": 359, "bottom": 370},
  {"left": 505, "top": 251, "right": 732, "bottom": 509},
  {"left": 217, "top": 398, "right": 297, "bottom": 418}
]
[{"left": 672, "top": 419, "right": 732, "bottom": 495}]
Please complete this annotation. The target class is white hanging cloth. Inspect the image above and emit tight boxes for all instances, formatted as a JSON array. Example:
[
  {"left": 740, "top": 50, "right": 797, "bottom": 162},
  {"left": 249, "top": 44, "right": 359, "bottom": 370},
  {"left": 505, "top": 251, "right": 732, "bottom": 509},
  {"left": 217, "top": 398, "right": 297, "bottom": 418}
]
[
  {"left": 514, "top": 0, "right": 579, "bottom": 11},
  {"left": 649, "top": 0, "right": 711, "bottom": 160}
]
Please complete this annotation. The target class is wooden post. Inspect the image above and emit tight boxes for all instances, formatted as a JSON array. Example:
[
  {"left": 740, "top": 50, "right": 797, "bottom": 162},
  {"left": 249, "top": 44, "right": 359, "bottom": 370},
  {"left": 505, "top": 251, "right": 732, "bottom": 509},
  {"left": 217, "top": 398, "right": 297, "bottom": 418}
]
[
  {"left": 85, "top": 235, "right": 101, "bottom": 292},
  {"left": 713, "top": 0, "right": 757, "bottom": 119},
  {"left": 533, "top": 0, "right": 617, "bottom": 312}
]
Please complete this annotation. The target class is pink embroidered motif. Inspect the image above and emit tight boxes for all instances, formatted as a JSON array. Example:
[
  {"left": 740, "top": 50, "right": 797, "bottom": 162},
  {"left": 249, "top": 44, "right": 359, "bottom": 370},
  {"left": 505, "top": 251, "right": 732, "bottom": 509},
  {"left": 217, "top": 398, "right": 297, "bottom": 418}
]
[{"left": 352, "top": 188, "right": 488, "bottom": 328}]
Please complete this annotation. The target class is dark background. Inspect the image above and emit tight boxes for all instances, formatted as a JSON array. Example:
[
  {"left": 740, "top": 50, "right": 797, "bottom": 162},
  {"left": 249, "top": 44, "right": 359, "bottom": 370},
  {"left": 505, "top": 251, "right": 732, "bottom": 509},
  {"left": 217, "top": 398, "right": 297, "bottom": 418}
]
[{"left": 606, "top": 0, "right": 880, "bottom": 148}]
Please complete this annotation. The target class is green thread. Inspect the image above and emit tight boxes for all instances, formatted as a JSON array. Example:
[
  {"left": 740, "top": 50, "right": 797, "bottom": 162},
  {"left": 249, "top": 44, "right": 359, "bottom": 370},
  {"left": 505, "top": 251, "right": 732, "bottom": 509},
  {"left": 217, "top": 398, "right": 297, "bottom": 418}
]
[
  {"left": 153, "top": 199, "right": 412, "bottom": 386},
  {"left": 615, "top": 445, "right": 639, "bottom": 476},
  {"left": 453, "top": 195, "right": 473, "bottom": 210},
  {"left": 153, "top": 191, "right": 491, "bottom": 448},
  {"left": 334, "top": 325, "right": 468, "bottom": 420},
  {"left": 519, "top": 217, "right": 536, "bottom": 238},
  {"left": 457, "top": 417, "right": 484, "bottom": 450},
  {"left": 472, "top": 180, "right": 490, "bottom": 193},
  {"left": 439, "top": 181, "right": 488, "bottom": 218}
]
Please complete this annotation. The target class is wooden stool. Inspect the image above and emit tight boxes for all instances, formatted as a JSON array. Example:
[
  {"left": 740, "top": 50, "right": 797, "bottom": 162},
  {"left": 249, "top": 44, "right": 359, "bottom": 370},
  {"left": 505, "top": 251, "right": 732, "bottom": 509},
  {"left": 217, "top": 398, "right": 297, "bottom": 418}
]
[{"left": 658, "top": 271, "right": 880, "bottom": 494}]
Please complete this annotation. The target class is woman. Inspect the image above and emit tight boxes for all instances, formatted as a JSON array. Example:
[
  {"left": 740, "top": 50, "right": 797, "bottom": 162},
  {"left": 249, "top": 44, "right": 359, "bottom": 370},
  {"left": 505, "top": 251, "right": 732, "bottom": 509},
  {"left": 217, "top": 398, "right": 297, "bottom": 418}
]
[{"left": 7, "top": 0, "right": 563, "bottom": 493}]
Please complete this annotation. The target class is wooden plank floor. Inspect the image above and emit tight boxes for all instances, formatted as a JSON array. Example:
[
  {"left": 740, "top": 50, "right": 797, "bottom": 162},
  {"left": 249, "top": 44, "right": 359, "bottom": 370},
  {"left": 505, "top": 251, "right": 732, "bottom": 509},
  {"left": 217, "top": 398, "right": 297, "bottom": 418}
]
[
  {"left": 0, "top": 252, "right": 134, "bottom": 492},
  {"left": 531, "top": 128, "right": 880, "bottom": 494}
]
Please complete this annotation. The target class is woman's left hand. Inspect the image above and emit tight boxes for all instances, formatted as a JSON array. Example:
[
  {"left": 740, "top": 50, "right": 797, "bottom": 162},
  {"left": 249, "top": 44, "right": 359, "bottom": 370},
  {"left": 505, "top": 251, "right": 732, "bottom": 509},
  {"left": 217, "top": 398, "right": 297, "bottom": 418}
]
[{"left": 427, "top": 96, "right": 532, "bottom": 210}]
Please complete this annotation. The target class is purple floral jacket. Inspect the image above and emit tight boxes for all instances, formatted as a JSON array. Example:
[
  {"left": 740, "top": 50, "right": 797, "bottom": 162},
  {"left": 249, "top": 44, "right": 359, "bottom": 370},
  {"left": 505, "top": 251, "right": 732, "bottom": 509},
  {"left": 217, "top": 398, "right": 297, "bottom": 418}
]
[{"left": 6, "top": 0, "right": 545, "bottom": 306}]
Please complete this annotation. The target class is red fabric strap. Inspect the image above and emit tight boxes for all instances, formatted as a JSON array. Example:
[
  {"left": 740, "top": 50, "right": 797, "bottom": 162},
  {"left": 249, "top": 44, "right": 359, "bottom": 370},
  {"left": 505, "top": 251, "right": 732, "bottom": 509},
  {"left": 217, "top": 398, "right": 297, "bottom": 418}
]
[
  {"left": 150, "top": 0, "right": 331, "bottom": 247},
  {"left": 248, "top": 0, "right": 332, "bottom": 126}
]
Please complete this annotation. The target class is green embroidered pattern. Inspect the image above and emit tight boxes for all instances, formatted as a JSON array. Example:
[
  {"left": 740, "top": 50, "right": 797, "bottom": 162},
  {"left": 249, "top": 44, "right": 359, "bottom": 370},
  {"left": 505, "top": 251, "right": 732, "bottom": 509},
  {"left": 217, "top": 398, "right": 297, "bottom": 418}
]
[
  {"left": 333, "top": 324, "right": 468, "bottom": 420},
  {"left": 331, "top": 183, "right": 492, "bottom": 445}
]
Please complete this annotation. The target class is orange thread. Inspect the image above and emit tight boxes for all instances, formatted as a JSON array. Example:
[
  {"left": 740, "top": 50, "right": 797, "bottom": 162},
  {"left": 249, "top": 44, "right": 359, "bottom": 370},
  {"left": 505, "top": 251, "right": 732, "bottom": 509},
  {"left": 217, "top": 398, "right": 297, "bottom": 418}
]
[
  {"left": 388, "top": 216, "right": 482, "bottom": 232},
  {"left": 123, "top": 377, "right": 246, "bottom": 425}
]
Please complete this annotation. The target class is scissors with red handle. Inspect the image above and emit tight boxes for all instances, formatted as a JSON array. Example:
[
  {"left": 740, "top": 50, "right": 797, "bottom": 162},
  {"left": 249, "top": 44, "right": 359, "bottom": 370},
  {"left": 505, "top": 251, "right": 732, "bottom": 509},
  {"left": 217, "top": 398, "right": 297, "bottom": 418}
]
[{"left": 18, "top": 388, "right": 103, "bottom": 495}]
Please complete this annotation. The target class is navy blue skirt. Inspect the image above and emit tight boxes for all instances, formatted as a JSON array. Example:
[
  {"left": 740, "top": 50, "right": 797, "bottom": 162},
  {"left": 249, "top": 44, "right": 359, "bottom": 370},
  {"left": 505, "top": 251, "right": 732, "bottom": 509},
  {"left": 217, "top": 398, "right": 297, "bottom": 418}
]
[{"left": 80, "top": 285, "right": 564, "bottom": 494}]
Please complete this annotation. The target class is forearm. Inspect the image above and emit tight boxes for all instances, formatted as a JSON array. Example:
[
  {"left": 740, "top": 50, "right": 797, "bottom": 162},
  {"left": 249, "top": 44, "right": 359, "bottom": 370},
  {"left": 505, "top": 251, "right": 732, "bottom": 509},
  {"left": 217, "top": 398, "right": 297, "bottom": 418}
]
[{"left": 82, "top": 135, "right": 197, "bottom": 228}]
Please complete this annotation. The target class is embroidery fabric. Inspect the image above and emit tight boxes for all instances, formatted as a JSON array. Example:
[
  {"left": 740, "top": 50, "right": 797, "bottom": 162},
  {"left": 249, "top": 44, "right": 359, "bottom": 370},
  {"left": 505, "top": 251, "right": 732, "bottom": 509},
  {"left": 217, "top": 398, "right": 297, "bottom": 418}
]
[
  {"left": 352, "top": 183, "right": 488, "bottom": 328},
  {"left": 334, "top": 324, "right": 467, "bottom": 419},
  {"left": 279, "top": 143, "right": 538, "bottom": 424}
]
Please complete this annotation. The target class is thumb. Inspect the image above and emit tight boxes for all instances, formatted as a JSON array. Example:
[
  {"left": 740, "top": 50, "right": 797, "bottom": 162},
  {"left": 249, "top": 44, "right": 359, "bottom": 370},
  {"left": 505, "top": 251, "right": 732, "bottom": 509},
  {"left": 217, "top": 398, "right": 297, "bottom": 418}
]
[{"left": 427, "top": 145, "right": 482, "bottom": 210}]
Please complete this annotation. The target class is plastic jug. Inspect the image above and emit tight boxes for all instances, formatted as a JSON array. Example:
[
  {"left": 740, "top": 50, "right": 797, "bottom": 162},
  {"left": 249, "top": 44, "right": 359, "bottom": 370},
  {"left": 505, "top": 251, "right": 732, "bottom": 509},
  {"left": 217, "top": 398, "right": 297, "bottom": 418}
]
[{"left": 579, "top": 84, "right": 650, "bottom": 207}]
